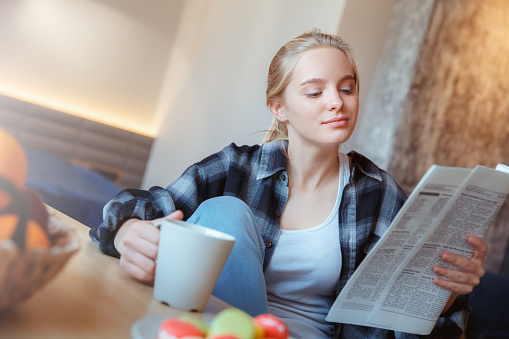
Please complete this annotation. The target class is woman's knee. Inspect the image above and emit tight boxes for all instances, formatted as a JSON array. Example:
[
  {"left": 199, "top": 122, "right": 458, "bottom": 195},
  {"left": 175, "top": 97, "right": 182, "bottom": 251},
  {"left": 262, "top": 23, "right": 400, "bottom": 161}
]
[
  {"left": 194, "top": 196, "right": 251, "bottom": 216},
  {"left": 188, "top": 196, "right": 263, "bottom": 249},
  {"left": 190, "top": 197, "right": 253, "bottom": 230}
]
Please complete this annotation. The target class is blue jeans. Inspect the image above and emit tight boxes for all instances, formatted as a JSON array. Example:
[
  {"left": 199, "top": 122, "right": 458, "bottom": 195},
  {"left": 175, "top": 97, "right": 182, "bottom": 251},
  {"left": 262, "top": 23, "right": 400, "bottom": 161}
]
[{"left": 187, "top": 196, "right": 268, "bottom": 316}]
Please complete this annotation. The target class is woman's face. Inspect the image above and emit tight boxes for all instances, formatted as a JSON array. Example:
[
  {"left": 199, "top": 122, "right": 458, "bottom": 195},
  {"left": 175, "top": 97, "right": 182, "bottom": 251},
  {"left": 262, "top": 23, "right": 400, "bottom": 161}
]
[{"left": 272, "top": 47, "right": 359, "bottom": 150}]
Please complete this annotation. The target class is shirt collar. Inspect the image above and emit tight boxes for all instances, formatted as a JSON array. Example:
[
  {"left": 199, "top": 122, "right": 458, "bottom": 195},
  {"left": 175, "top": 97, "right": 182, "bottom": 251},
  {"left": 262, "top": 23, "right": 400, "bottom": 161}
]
[
  {"left": 257, "top": 140, "right": 288, "bottom": 180},
  {"left": 257, "top": 142, "right": 383, "bottom": 182},
  {"left": 348, "top": 150, "right": 383, "bottom": 182}
]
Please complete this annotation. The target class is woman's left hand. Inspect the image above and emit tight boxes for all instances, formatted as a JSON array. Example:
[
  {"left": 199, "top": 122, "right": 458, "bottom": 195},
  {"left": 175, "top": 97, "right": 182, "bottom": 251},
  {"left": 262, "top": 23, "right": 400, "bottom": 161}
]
[{"left": 434, "top": 235, "right": 488, "bottom": 314}]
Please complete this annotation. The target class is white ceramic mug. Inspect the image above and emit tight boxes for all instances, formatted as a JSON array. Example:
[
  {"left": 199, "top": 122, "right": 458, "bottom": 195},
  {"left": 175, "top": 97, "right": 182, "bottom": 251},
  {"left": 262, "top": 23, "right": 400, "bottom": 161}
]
[{"left": 153, "top": 219, "right": 235, "bottom": 312}]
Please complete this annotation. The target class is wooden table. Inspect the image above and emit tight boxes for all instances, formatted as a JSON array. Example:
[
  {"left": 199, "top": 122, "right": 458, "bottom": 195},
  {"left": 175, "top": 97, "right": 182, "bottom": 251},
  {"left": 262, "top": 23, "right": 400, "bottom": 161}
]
[{"left": 0, "top": 206, "right": 231, "bottom": 338}]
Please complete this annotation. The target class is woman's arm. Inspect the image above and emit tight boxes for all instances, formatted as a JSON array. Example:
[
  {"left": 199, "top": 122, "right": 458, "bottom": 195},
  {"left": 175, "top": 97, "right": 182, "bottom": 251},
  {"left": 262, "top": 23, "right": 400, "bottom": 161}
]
[{"left": 89, "top": 144, "right": 234, "bottom": 257}]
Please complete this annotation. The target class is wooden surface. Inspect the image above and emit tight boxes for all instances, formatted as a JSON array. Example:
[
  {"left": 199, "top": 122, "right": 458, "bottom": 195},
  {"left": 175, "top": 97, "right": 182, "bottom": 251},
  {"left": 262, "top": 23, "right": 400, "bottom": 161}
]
[{"left": 0, "top": 206, "right": 231, "bottom": 338}]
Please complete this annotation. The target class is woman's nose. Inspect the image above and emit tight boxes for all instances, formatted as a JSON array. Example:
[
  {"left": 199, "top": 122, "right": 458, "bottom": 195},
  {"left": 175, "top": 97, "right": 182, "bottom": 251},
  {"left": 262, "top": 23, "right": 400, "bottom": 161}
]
[{"left": 327, "top": 91, "right": 343, "bottom": 111}]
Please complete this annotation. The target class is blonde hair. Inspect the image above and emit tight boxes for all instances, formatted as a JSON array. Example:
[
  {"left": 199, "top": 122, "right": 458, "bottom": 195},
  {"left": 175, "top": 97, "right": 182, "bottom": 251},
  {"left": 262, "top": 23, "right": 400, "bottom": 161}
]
[{"left": 262, "top": 29, "right": 359, "bottom": 144}]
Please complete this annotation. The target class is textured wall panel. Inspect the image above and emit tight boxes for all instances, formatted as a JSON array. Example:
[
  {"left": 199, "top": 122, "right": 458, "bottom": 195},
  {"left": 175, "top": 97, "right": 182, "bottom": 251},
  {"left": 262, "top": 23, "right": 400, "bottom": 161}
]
[
  {"left": 347, "top": 0, "right": 435, "bottom": 170},
  {"left": 389, "top": 0, "right": 509, "bottom": 272}
]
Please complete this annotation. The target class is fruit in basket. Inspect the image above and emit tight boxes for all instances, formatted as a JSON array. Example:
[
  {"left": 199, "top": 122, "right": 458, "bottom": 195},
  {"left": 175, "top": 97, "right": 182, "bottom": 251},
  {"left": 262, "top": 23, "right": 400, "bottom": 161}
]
[
  {"left": 0, "top": 127, "right": 28, "bottom": 210},
  {"left": 0, "top": 214, "right": 18, "bottom": 239},
  {"left": 0, "top": 185, "right": 50, "bottom": 250},
  {"left": 23, "top": 188, "right": 50, "bottom": 249},
  {"left": 24, "top": 188, "right": 49, "bottom": 232},
  {"left": 0, "top": 128, "right": 50, "bottom": 250}
]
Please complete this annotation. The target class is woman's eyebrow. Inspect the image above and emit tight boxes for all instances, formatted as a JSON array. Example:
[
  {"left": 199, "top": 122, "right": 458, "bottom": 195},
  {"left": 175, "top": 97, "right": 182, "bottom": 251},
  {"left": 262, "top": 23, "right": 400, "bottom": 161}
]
[
  {"left": 299, "top": 75, "right": 355, "bottom": 86},
  {"left": 300, "top": 78, "right": 325, "bottom": 86}
]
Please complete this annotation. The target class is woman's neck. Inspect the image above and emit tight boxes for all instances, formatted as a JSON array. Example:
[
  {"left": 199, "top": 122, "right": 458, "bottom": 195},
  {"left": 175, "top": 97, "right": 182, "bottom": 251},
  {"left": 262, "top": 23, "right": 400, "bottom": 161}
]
[{"left": 286, "top": 143, "right": 340, "bottom": 191}]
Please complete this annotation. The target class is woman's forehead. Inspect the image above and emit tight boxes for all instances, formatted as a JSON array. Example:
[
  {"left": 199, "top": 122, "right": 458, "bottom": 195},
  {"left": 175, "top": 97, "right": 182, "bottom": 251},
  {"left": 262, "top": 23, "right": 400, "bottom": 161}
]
[{"left": 291, "top": 47, "right": 355, "bottom": 83}]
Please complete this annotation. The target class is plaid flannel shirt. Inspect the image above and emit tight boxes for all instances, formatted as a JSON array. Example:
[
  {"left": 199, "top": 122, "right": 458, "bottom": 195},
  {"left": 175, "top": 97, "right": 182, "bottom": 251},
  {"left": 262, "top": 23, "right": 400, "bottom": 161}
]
[{"left": 90, "top": 141, "right": 469, "bottom": 338}]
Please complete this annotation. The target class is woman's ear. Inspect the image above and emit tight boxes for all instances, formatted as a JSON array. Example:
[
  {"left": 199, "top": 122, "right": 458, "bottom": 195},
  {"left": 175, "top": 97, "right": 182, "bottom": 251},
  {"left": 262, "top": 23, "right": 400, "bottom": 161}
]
[{"left": 269, "top": 101, "right": 287, "bottom": 122}]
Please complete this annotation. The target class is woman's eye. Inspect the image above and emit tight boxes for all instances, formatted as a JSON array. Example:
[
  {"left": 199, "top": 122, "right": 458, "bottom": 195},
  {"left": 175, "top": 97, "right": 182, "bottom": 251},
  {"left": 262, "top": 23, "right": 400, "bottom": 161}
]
[
  {"left": 340, "top": 88, "right": 353, "bottom": 95},
  {"left": 306, "top": 92, "right": 322, "bottom": 98}
]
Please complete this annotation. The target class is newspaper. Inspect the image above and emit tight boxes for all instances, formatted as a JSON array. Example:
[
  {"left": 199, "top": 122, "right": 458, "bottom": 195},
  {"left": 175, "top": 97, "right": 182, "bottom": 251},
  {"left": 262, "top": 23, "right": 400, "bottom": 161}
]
[{"left": 326, "top": 164, "right": 509, "bottom": 335}]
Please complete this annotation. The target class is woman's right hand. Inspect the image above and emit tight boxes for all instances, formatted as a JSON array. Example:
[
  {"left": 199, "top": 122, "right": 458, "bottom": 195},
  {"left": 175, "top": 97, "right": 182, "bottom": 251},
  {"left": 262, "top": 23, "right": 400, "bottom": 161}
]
[{"left": 113, "top": 210, "right": 184, "bottom": 283}]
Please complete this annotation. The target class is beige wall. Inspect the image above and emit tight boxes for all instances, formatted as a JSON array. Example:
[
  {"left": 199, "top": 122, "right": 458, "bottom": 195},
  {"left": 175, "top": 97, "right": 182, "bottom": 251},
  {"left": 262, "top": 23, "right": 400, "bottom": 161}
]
[
  {"left": 143, "top": 0, "right": 398, "bottom": 188},
  {"left": 142, "top": 0, "right": 348, "bottom": 188},
  {"left": 337, "top": 0, "right": 399, "bottom": 158},
  {"left": 0, "top": 0, "right": 184, "bottom": 136},
  {"left": 337, "top": 0, "right": 396, "bottom": 120},
  {"left": 0, "top": 0, "right": 398, "bottom": 189}
]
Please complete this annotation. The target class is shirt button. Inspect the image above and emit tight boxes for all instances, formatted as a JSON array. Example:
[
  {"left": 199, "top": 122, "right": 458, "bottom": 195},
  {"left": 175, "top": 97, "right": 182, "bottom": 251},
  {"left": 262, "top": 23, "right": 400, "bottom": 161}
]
[
  {"left": 281, "top": 174, "right": 286, "bottom": 181},
  {"left": 275, "top": 210, "right": 281, "bottom": 217},
  {"left": 264, "top": 241, "right": 273, "bottom": 248}
]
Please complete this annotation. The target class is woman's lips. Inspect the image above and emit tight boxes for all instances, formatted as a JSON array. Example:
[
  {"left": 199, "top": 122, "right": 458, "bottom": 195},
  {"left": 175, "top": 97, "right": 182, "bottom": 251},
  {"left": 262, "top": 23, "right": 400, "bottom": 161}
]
[{"left": 322, "top": 117, "right": 348, "bottom": 127}]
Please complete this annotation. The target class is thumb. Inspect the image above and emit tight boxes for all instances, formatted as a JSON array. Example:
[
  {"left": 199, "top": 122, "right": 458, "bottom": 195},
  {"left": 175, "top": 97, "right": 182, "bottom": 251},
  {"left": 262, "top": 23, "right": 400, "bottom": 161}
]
[{"left": 165, "top": 210, "right": 184, "bottom": 221}]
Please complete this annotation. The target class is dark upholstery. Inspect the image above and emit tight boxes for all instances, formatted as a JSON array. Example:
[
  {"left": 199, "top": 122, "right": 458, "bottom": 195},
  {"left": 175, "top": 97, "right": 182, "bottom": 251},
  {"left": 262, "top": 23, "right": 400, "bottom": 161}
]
[
  {"left": 25, "top": 147, "right": 123, "bottom": 228},
  {"left": 465, "top": 271, "right": 509, "bottom": 339}
]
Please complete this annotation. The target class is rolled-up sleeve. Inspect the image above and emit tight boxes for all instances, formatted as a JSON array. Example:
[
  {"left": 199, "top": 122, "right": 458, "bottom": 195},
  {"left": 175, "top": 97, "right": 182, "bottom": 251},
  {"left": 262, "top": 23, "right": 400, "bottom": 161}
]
[
  {"left": 89, "top": 186, "right": 177, "bottom": 257},
  {"left": 89, "top": 145, "right": 232, "bottom": 257}
]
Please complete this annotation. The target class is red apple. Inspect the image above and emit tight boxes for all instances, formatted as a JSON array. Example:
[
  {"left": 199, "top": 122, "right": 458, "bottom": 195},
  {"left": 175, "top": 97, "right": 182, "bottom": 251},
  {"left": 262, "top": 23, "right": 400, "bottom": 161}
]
[
  {"left": 157, "top": 319, "right": 203, "bottom": 338},
  {"left": 253, "top": 314, "right": 289, "bottom": 339}
]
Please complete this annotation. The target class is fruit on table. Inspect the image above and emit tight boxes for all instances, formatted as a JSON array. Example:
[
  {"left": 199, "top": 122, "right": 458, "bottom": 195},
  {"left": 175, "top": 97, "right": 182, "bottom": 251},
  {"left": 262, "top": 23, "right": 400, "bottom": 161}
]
[
  {"left": 253, "top": 323, "right": 264, "bottom": 339},
  {"left": 253, "top": 314, "right": 289, "bottom": 339},
  {"left": 157, "top": 318, "right": 203, "bottom": 338},
  {"left": 208, "top": 309, "right": 255, "bottom": 339},
  {"left": 157, "top": 309, "right": 289, "bottom": 339},
  {"left": 180, "top": 314, "right": 210, "bottom": 335}
]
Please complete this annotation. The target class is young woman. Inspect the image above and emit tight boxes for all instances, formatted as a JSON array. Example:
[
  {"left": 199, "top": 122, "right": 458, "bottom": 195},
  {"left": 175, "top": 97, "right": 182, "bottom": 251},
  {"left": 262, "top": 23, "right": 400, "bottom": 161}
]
[{"left": 90, "top": 30, "right": 487, "bottom": 338}]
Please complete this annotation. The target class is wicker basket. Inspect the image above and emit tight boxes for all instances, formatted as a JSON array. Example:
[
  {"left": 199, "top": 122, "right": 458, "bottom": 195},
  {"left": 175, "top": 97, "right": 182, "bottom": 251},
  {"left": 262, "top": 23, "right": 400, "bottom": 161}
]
[{"left": 0, "top": 214, "right": 80, "bottom": 310}]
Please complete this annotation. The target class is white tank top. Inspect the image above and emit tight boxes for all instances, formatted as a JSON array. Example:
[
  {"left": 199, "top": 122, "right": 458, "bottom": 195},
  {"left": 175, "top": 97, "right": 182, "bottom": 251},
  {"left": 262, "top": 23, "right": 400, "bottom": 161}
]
[{"left": 265, "top": 153, "right": 350, "bottom": 339}]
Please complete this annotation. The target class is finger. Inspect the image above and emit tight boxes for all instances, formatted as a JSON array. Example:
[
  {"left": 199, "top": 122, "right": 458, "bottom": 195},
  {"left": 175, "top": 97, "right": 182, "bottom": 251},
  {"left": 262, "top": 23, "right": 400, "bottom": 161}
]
[
  {"left": 468, "top": 235, "right": 488, "bottom": 261},
  {"left": 433, "top": 265, "right": 480, "bottom": 286},
  {"left": 120, "top": 249, "right": 157, "bottom": 277},
  {"left": 151, "top": 210, "right": 184, "bottom": 226},
  {"left": 124, "top": 235, "right": 159, "bottom": 260},
  {"left": 119, "top": 256, "right": 155, "bottom": 282},
  {"left": 129, "top": 219, "right": 160, "bottom": 245},
  {"left": 165, "top": 210, "right": 184, "bottom": 221},
  {"left": 433, "top": 276, "right": 475, "bottom": 295},
  {"left": 468, "top": 235, "right": 488, "bottom": 253},
  {"left": 440, "top": 252, "right": 474, "bottom": 272},
  {"left": 121, "top": 224, "right": 159, "bottom": 259},
  {"left": 441, "top": 252, "right": 484, "bottom": 276}
]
